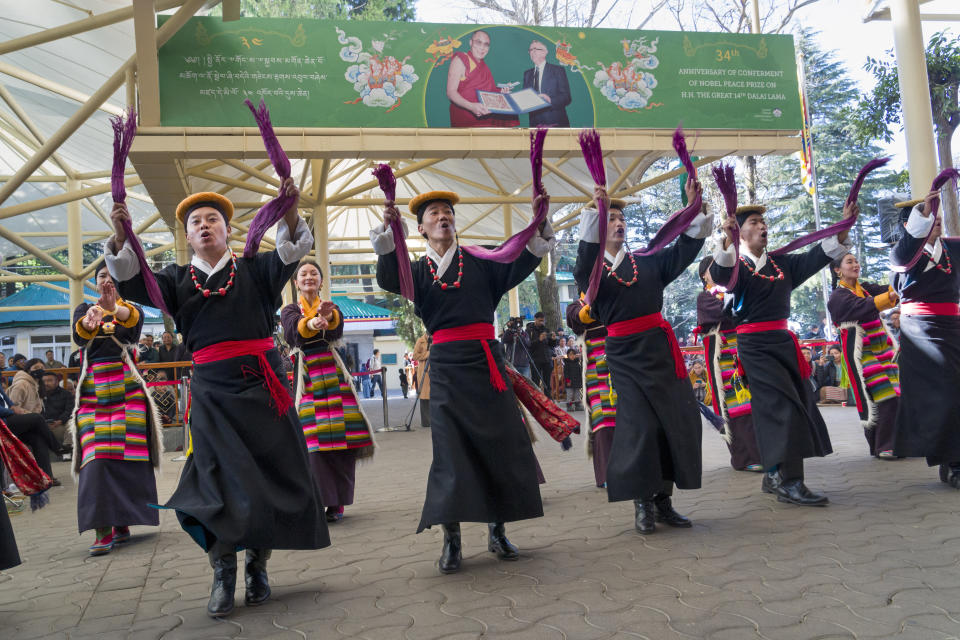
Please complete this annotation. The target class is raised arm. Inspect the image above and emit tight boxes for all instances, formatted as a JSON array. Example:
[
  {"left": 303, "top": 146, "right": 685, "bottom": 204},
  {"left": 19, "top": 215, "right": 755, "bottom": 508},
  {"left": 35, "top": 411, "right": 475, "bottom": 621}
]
[
  {"left": 371, "top": 203, "right": 406, "bottom": 296},
  {"left": 891, "top": 192, "right": 939, "bottom": 268}
]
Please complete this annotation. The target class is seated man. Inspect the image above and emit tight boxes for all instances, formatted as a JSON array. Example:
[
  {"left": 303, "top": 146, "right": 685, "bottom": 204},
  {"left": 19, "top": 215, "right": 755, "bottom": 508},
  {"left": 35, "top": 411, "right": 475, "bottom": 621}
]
[
  {"left": 0, "top": 384, "right": 68, "bottom": 483},
  {"left": 40, "top": 372, "right": 74, "bottom": 447}
]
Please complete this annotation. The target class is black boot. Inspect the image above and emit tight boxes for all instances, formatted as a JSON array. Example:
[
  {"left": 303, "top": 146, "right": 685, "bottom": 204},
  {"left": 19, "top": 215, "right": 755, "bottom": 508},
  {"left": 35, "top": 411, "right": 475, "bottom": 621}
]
[
  {"left": 244, "top": 548, "right": 272, "bottom": 606},
  {"left": 487, "top": 523, "right": 519, "bottom": 560},
  {"left": 438, "top": 523, "right": 462, "bottom": 574},
  {"left": 761, "top": 469, "right": 780, "bottom": 494},
  {"left": 940, "top": 463, "right": 960, "bottom": 488},
  {"left": 206, "top": 544, "right": 237, "bottom": 618},
  {"left": 775, "top": 459, "right": 828, "bottom": 506},
  {"left": 653, "top": 494, "right": 692, "bottom": 528},
  {"left": 633, "top": 499, "right": 655, "bottom": 534}
]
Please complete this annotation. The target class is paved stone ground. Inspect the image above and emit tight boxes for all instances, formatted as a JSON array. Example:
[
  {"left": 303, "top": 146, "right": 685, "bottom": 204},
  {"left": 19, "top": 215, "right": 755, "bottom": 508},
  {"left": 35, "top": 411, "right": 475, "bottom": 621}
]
[{"left": 3, "top": 401, "right": 960, "bottom": 640}]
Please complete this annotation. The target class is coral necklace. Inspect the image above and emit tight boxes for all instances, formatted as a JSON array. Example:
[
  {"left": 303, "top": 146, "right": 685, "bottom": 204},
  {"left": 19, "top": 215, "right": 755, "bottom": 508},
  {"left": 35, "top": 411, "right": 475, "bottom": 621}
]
[
  {"left": 923, "top": 249, "right": 952, "bottom": 274},
  {"left": 190, "top": 252, "right": 237, "bottom": 298},
  {"left": 605, "top": 251, "right": 638, "bottom": 287},
  {"left": 426, "top": 246, "right": 463, "bottom": 290},
  {"left": 740, "top": 255, "right": 784, "bottom": 282}
]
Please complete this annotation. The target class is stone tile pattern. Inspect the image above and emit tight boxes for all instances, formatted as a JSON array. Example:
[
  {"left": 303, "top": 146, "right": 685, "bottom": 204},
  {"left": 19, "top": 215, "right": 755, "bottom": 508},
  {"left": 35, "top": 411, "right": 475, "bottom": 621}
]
[{"left": 2, "top": 402, "right": 959, "bottom": 640}]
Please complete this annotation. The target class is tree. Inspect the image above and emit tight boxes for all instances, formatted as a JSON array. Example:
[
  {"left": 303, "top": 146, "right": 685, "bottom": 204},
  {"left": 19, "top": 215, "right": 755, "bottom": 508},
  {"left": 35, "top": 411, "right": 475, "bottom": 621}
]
[
  {"left": 210, "top": 0, "right": 416, "bottom": 21},
  {"left": 464, "top": 0, "right": 668, "bottom": 28},
  {"left": 852, "top": 30, "right": 960, "bottom": 234},
  {"left": 383, "top": 293, "right": 424, "bottom": 349}
]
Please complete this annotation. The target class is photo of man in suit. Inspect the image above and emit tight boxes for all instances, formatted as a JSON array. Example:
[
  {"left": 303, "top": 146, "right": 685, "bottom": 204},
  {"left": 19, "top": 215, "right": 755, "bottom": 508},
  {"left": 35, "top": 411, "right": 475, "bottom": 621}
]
[{"left": 522, "top": 40, "right": 571, "bottom": 127}]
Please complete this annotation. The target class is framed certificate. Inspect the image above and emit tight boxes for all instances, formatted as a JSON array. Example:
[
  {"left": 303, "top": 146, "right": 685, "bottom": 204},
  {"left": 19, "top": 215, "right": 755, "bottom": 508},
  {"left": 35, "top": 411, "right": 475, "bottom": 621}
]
[{"left": 476, "top": 88, "right": 550, "bottom": 115}]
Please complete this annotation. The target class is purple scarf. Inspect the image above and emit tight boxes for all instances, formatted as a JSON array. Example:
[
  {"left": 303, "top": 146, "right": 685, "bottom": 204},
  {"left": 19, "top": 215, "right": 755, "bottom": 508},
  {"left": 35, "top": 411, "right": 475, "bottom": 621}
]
[
  {"left": 372, "top": 163, "right": 415, "bottom": 301},
  {"left": 461, "top": 127, "right": 551, "bottom": 261},
  {"left": 110, "top": 108, "right": 169, "bottom": 315},
  {"left": 768, "top": 157, "right": 890, "bottom": 257},
  {"left": 242, "top": 98, "right": 297, "bottom": 259},
  {"left": 711, "top": 163, "right": 740, "bottom": 291},
  {"left": 890, "top": 168, "right": 960, "bottom": 273},
  {"left": 580, "top": 125, "right": 702, "bottom": 305}
]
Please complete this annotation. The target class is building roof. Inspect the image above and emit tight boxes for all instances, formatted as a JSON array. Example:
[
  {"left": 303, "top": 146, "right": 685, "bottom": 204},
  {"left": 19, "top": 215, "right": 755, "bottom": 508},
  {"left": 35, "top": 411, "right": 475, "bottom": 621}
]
[{"left": 0, "top": 283, "right": 392, "bottom": 329}]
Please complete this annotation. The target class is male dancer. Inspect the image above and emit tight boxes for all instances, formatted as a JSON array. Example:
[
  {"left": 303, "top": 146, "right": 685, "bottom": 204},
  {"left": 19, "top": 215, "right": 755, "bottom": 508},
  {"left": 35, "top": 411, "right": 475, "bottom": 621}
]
[
  {"left": 372, "top": 189, "right": 553, "bottom": 573},
  {"left": 573, "top": 182, "right": 710, "bottom": 533},
  {"left": 105, "top": 181, "right": 328, "bottom": 617},
  {"left": 710, "top": 202, "right": 854, "bottom": 505},
  {"left": 890, "top": 191, "right": 960, "bottom": 485}
]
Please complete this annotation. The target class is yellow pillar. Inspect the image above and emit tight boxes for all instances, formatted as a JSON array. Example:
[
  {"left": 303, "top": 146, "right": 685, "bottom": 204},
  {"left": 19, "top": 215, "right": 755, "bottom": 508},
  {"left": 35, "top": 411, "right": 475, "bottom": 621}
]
[
  {"left": 174, "top": 219, "right": 189, "bottom": 266},
  {"left": 67, "top": 178, "right": 83, "bottom": 347},
  {"left": 504, "top": 203, "right": 520, "bottom": 316},
  {"left": 889, "top": 0, "right": 938, "bottom": 198},
  {"left": 312, "top": 159, "right": 331, "bottom": 299}
]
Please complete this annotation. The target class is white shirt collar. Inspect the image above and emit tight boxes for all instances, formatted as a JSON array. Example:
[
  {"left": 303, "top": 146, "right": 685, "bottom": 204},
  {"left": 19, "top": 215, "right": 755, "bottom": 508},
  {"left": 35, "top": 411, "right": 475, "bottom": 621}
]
[
  {"left": 740, "top": 242, "right": 766, "bottom": 272},
  {"left": 191, "top": 248, "right": 232, "bottom": 277},
  {"left": 924, "top": 238, "right": 942, "bottom": 272},
  {"left": 426, "top": 241, "right": 458, "bottom": 279},
  {"left": 604, "top": 246, "right": 626, "bottom": 272}
]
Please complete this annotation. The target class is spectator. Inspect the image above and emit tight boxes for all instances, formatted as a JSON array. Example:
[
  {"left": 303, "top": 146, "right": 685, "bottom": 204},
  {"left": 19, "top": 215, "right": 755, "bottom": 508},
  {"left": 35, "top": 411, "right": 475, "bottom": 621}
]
[
  {"left": 563, "top": 348, "right": 583, "bottom": 411},
  {"left": 0, "top": 353, "right": 6, "bottom": 370},
  {"left": 412, "top": 334, "right": 432, "bottom": 428},
  {"left": 368, "top": 349, "right": 384, "bottom": 397},
  {"left": 6, "top": 354, "right": 25, "bottom": 372},
  {"left": 398, "top": 366, "right": 409, "bottom": 399},
  {"left": 44, "top": 349, "right": 64, "bottom": 369},
  {"left": 360, "top": 360, "right": 372, "bottom": 398},
  {"left": 0, "top": 364, "right": 68, "bottom": 482},
  {"left": 64, "top": 379, "right": 76, "bottom": 394},
  {"left": 156, "top": 331, "right": 184, "bottom": 381},
  {"left": 814, "top": 345, "right": 846, "bottom": 404},
  {"left": 526, "top": 311, "right": 548, "bottom": 343},
  {"left": 67, "top": 348, "right": 83, "bottom": 383},
  {"left": 152, "top": 370, "right": 178, "bottom": 425},
  {"left": 501, "top": 318, "right": 531, "bottom": 377},
  {"left": 553, "top": 336, "right": 567, "bottom": 358},
  {"left": 8, "top": 358, "right": 45, "bottom": 416},
  {"left": 41, "top": 372, "right": 74, "bottom": 445},
  {"left": 887, "top": 309, "right": 901, "bottom": 341},
  {"left": 529, "top": 330, "right": 554, "bottom": 393},
  {"left": 137, "top": 335, "right": 160, "bottom": 364},
  {"left": 688, "top": 360, "right": 710, "bottom": 404}
]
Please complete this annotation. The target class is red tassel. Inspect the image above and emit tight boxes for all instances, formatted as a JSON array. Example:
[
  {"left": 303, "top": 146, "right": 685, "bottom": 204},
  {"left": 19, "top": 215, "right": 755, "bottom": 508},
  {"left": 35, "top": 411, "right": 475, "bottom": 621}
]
[{"left": 480, "top": 340, "right": 507, "bottom": 392}]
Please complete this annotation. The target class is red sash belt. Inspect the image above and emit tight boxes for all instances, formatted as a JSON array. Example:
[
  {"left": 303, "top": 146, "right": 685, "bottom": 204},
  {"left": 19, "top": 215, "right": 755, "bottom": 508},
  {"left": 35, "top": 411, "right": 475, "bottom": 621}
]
[
  {"left": 901, "top": 302, "right": 960, "bottom": 316},
  {"left": 192, "top": 337, "right": 293, "bottom": 417},
  {"left": 607, "top": 313, "right": 686, "bottom": 378},
  {"left": 736, "top": 320, "right": 812, "bottom": 380},
  {"left": 432, "top": 323, "right": 507, "bottom": 392}
]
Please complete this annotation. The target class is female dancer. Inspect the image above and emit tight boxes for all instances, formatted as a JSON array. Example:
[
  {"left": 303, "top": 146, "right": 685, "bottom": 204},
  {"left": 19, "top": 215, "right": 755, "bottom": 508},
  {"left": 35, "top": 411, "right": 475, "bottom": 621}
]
[
  {"left": 70, "top": 263, "right": 162, "bottom": 555},
  {"left": 280, "top": 261, "right": 374, "bottom": 523},
  {"left": 827, "top": 251, "right": 900, "bottom": 458}
]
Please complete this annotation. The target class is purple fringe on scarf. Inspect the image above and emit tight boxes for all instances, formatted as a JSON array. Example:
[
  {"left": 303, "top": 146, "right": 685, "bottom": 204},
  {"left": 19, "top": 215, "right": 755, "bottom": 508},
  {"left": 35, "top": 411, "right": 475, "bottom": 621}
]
[
  {"left": 632, "top": 126, "right": 703, "bottom": 257},
  {"left": 578, "top": 129, "right": 608, "bottom": 305},
  {"left": 243, "top": 98, "right": 297, "bottom": 259},
  {"left": 372, "top": 163, "right": 415, "bottom": 301},
  {"left": 711, "top": 163, "right": 740, "bottom": 290},
  {"left": 891, "top": 167, "right": 960, "bottom": 273},
  {"left": 770, "top": 157, "right": 890, "bottom": 257},
  {"left": 461, "top": 127, "right": 551, "bottom": 262},
  {"left": 109, "top": 109, "right": 170, "bottom": 315}
]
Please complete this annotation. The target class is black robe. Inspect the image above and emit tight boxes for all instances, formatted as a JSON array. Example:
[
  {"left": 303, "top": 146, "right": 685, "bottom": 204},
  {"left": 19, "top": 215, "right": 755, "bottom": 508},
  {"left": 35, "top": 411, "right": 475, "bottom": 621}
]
[
  {"left": 0, "top": 502, "right": 19, "bottom": 571},
  {"left": 710, "top": 247, "right": 833, "bottom": 469},
  {"left": 377, "top": 246, "right": 544, "bottom": 531},
  {"left": 573, "top": 237, "right": 703, "bottom": 502},
  {"left": 890, "top": 236, "right": 960, "bottom": 465},
  {"left": 117, "top": 252, "right": 328, "bottom": 551},
  {"left": 697, "top": 291, "right": 762, "bottom": 471}
]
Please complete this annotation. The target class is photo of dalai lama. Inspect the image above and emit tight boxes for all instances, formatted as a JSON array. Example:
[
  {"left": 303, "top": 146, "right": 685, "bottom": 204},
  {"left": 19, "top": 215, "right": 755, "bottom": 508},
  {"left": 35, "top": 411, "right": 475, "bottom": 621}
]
[{"left": 522, "top": 39, "right": 571, "bottom": 127}]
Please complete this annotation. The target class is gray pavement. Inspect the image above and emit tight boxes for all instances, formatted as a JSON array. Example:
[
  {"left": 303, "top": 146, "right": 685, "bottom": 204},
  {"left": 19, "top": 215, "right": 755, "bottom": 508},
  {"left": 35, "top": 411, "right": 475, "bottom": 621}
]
[{"left": 3, "top": 404, "right": 960, "bottom": 640}]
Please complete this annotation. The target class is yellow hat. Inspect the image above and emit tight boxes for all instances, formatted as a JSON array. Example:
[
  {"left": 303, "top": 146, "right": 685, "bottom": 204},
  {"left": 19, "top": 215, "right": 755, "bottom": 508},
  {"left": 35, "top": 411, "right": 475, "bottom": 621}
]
[
  {"left": 409, "top": 191, "right": 460, "bottom": 221},
  {"left": 735, "top": 204, "right": 767, "bottom": 225},
  {"left": 176, "top": 192, "right": 235, "bottom": 226},
  {"left": 894, "top": 198, "right": 922, "bottom": 209},
  {"left": 608, "top": 198, "right": 628, "bottom": 211}
]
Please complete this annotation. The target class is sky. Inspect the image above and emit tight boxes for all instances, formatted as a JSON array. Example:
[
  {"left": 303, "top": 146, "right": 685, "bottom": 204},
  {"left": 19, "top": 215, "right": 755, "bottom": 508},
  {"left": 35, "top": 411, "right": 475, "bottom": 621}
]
[{"left": 413, "top": 0, "right": 959, "bottom": 170}]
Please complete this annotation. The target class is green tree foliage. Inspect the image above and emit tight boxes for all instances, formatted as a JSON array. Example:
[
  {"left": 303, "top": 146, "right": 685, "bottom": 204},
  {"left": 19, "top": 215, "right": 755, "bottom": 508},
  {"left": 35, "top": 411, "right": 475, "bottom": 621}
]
[
  {"left": 851, "top": 30, "right": 960, "bottom": 232},
  {"left": 382, "top": 293, "right": 424, "bottom": 349},
  {"left": 760, "top": 31, "right": 901, "bottom": 329},
  {"left": 211, "top": 0, "right": 415, "bottom": 21}
]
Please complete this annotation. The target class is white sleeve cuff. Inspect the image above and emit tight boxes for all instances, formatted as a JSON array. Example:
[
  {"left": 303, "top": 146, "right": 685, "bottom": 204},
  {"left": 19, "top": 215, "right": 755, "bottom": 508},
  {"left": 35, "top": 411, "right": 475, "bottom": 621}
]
[
  {"left": 820, "top": 233, "right": 853, "bottom": 260},
  {"left": 370, "top": 220, "right": 408, "bottom": 255},
  {"left": 275, "top": 217, "right": 314, "bottom": 265},
  {"left": 713, "top": 240, "right": 737, "bottom": 268},
  {"left": 526, "top": 220, "right": 556, "bottom": 258},
  {"left": 904, "top": 204, "right": 934, "bottom": 239},
  {"left": 104, "top": 239, "right": 141, "bottom": 281},
  {"left": 578, "top": 209, "right": 600, "bottom": 243},
  {"left": 683, "top": 211, "right": 714, "bottom": 240}
]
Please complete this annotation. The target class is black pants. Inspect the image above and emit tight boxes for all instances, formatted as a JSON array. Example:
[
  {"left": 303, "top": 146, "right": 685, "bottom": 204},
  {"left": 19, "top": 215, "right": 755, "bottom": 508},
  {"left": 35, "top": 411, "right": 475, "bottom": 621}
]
[
  {"left": 532, "top": 360, "right": 552, "bottom": 392},
  {"left": 6, "top": 412, "right": 60, "bottom": 476},
  {"left": 420, "top": 399, "right": 431, "bottom": 428}
]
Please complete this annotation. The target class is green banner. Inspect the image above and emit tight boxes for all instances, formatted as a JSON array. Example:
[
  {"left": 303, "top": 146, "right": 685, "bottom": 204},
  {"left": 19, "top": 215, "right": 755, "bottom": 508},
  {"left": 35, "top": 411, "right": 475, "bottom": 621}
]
[{"left": 158, "top": 16, "right": 801, "bottom": 130}]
